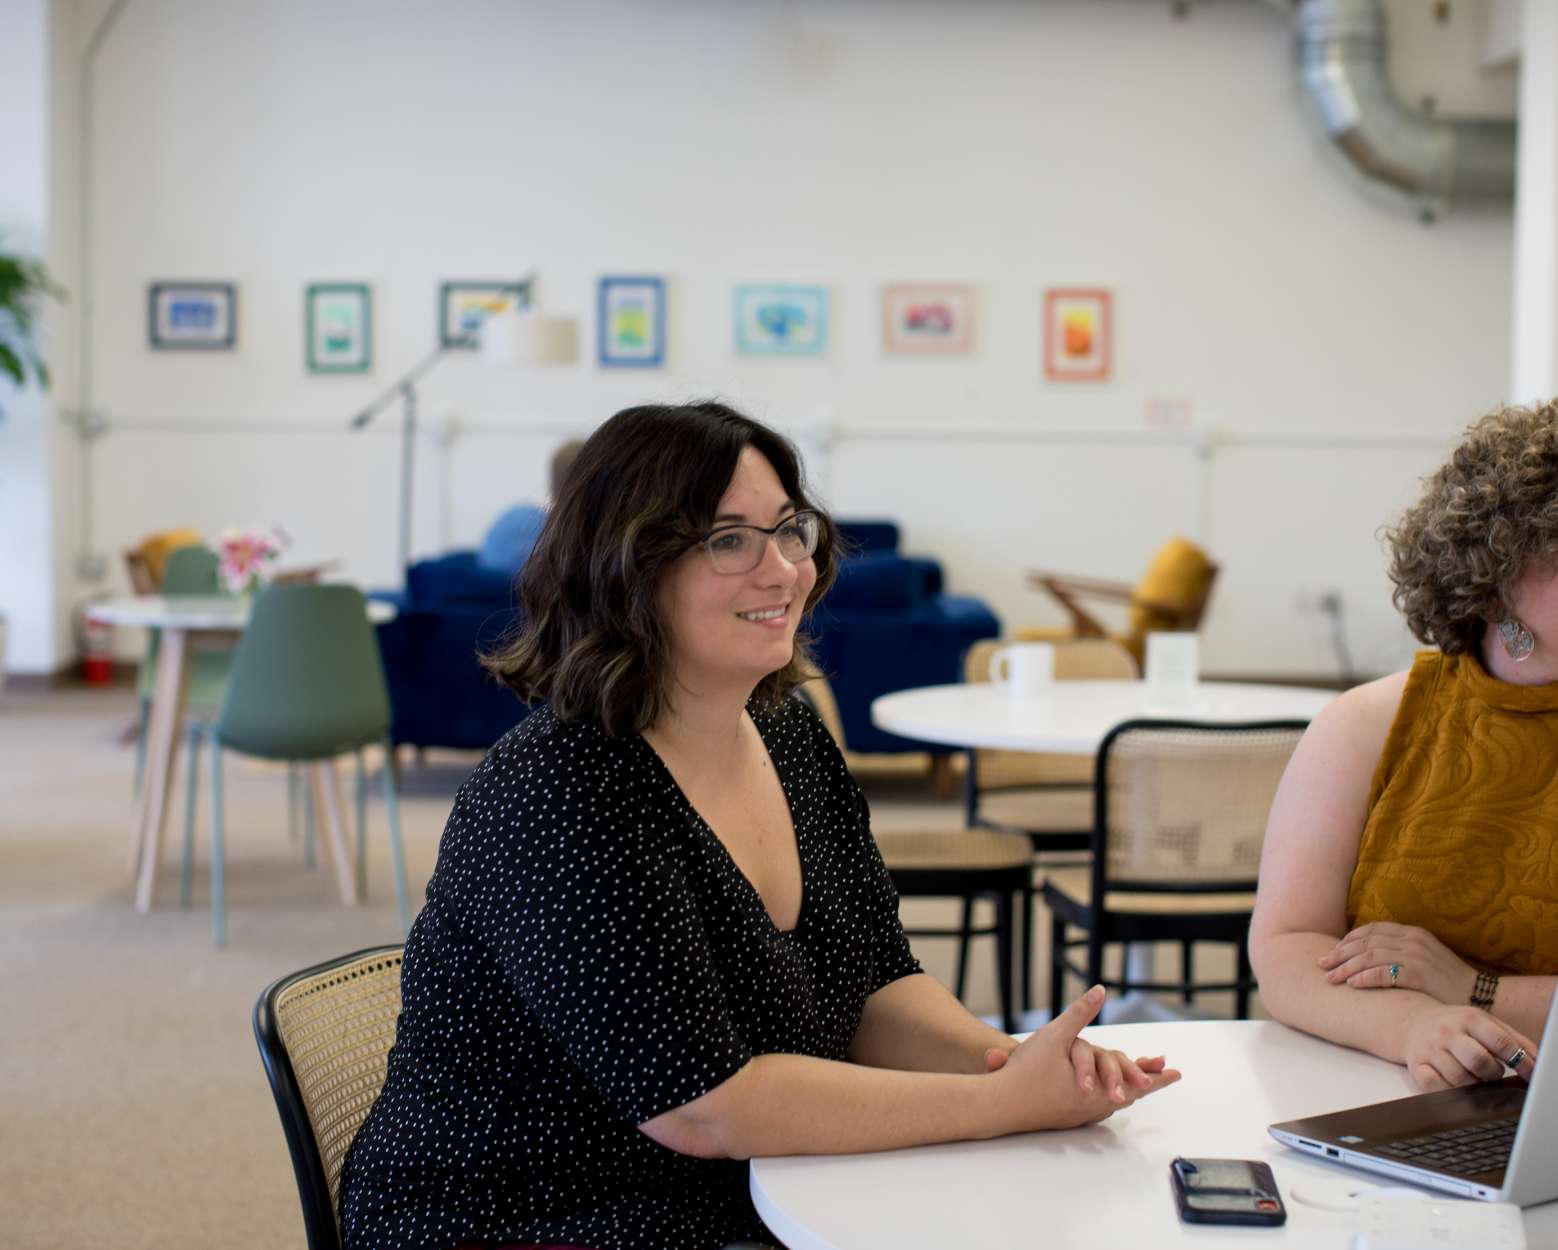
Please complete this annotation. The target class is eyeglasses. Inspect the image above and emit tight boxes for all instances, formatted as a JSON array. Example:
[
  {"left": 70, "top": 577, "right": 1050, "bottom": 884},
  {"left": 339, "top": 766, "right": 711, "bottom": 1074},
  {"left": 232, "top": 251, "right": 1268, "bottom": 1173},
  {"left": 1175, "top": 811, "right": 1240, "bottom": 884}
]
[{"left": 700, "top": 510, "right": 822, "bottom": 575}]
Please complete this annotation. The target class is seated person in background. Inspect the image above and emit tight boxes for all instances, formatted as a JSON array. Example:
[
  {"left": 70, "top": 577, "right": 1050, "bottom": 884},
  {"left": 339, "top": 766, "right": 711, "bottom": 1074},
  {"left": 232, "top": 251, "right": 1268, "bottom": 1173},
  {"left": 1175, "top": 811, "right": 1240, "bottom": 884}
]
[
  {"left": 480, "top": 439, "right": 588, "bottom": 572},
  {"left": 1251, "top": 401, "right": 1558, "bottom": 1092},
  {"left": 338, "top": 400, "right": 1179, "bottom": 1250}
]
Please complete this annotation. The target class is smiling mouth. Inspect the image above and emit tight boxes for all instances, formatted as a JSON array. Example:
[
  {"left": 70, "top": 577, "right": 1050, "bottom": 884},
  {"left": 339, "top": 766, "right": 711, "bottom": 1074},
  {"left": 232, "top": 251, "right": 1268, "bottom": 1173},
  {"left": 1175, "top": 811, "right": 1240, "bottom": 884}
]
[{"left": 737, "top": 606, "right": 789, "bottom": 622}]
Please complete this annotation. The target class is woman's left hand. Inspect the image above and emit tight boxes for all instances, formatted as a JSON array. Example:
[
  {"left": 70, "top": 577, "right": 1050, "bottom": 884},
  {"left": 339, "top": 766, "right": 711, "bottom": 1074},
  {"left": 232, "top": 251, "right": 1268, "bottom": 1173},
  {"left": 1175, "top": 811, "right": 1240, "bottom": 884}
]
[{"left": 1318, "top": 922, "right": 1476, "bottom": 1005}]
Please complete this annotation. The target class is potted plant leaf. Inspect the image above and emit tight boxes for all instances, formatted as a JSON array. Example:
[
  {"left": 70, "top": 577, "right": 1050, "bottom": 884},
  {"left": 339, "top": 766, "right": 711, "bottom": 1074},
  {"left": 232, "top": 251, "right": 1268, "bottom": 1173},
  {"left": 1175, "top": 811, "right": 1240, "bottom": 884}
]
[
  {"left": 0, "top": 238, "right": 64, "bottom": 688},
  {"left": 0, "top": 240, "right": 62, "bottom": 416}
]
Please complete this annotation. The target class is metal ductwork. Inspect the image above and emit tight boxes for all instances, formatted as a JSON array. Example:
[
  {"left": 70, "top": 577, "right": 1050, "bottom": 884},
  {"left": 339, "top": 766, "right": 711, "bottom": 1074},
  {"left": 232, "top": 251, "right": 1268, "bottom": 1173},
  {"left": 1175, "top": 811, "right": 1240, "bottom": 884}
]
[{"left": 1290, "top": 0, "right": 1515, "bottom": 219}]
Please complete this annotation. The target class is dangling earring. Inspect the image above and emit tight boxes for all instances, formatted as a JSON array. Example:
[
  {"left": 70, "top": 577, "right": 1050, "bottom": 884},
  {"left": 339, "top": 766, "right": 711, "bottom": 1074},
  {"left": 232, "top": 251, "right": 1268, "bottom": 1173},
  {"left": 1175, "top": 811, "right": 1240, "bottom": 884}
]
[{"left": 1498, "top": 618, "right": 1535, "bottom": 662}]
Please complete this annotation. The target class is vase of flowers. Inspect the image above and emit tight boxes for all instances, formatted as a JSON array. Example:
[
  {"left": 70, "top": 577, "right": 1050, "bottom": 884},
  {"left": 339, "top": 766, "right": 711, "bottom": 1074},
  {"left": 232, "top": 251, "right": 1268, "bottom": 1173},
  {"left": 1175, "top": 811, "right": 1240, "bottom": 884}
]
[{"left": 216, "top": 526, "right": 289, "bottom": 599}]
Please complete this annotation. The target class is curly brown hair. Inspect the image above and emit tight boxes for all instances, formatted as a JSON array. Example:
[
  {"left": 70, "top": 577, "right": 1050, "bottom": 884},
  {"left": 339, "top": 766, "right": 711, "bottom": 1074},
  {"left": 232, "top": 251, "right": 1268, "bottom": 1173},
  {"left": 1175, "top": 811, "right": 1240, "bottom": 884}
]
[
  {"left": 1386, "top": 400, "right": 1558, "bottom": 654},
  {"left": 481, "top": 400, "right": 837, "bottom": 736}
]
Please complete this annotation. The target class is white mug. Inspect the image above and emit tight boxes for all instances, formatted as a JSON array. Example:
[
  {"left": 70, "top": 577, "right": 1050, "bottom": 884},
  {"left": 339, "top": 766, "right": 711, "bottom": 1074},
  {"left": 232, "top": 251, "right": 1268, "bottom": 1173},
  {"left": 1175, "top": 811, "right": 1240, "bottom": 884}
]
[
  {"left": 1145, "top": 631, "right": 1200, "bottom": 695},
  {"left": 987, "top": 642, "right": 1055, "bottom": 699}
]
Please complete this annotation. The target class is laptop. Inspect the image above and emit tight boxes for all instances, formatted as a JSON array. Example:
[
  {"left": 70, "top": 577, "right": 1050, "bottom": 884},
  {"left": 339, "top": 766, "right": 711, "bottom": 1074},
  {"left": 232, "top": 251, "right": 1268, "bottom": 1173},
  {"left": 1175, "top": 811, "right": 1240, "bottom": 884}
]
[{"left": 1269, "top": 993, "right": 1558, "bottom": 1206}]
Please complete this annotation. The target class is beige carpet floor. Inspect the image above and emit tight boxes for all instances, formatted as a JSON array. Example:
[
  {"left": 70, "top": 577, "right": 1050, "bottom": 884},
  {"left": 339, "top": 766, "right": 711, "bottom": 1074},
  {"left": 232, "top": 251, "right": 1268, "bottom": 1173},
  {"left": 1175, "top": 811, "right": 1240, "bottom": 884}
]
[{"left": 0, "top": 683, "right": 1248, "bottom": 1249}]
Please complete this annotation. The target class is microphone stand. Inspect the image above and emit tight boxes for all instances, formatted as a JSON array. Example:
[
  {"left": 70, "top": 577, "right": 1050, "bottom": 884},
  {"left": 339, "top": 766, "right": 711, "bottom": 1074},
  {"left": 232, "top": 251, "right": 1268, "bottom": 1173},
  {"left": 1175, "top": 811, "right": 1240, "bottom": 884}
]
[{"left": 349, "top": 341, "right": 466, "bottom": 574}]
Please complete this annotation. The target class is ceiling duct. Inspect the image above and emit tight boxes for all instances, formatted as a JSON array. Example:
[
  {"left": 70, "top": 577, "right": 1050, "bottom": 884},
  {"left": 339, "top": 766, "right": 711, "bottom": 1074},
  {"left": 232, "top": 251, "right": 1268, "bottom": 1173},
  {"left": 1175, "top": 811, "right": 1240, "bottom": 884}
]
[{"left": 1290, "top": 0, "right": 1515, "bottom": 219}]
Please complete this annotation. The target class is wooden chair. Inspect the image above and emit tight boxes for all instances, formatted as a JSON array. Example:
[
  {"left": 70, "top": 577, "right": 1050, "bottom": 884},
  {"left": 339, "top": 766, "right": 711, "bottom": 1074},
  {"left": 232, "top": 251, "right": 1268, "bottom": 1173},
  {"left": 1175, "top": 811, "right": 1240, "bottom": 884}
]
[
  {"left": 254, "top": 945, "right": 404, "bottom": 1250},
  {"left": 1023, "top": 537, "right": 1218, "bottom": 668},
  {"left": 798, "top": 679, "right": 1030, "bottom": 1031},
  {"left": 1042, "top": 719, "right": 1305, "bottom": 1018},
  {"left": 124, "top": 527, "right": 205, "bottom": 594}
]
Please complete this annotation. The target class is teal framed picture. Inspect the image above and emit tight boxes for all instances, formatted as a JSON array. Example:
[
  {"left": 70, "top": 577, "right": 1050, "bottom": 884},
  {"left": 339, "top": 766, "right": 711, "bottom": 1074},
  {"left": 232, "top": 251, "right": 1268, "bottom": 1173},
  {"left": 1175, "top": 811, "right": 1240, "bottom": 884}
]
[
  {"left": 306, "top": 283, "right": 371, "bottom": 373},
  {"left": 734, "top": 284, "right": 828, "bottom": 356}
]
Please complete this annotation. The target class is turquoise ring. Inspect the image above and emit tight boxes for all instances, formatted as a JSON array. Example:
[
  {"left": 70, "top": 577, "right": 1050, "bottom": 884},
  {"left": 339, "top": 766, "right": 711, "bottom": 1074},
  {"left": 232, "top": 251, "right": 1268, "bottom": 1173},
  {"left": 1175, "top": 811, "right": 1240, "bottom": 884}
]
[{"left": 1389, "top": 962, "right": 1401, "bottom": 987}]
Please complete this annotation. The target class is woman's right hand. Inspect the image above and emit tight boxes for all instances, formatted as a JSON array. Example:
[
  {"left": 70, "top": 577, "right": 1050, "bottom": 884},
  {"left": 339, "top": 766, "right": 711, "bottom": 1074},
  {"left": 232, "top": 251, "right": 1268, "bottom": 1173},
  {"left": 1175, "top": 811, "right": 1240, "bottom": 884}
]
[
  {"left": 993, "top": 985, "right": 1181, "bottom": 1131},
  {"left": 1402, "top": 1004, "right": 1538, "bottom": 1091}
]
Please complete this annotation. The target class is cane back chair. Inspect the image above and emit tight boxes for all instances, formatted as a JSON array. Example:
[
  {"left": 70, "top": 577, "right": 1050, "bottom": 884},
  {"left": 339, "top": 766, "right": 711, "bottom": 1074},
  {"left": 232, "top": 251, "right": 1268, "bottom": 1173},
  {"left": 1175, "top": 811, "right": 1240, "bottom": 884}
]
[
  {"left": 254, "top": 945, "right": 404, "bottom": 1250},
  {"left": 1042, "top": 719, "right": 1305, "bottom": 1018}
]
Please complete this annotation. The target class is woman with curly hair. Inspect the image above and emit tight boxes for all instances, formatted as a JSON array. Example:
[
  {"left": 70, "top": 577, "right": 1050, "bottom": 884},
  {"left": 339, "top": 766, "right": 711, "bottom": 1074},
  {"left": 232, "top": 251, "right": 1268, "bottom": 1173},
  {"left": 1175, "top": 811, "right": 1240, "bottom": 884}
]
[
  {"left": 1250, "top": 401, "right": 1558, "bottom": 1092},
  {"left": 338, "top": 400, "right": 1180, "bottom": 1250}
]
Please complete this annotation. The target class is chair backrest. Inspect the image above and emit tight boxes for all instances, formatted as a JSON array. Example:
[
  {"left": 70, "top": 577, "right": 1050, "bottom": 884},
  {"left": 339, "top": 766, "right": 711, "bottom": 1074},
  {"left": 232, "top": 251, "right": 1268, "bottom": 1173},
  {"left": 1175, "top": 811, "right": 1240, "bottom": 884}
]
[
  {"left": 1092, "top": 720, "right": 1306, "bottom": 894},
  {"left": 218, "top": 584, "right": 391, "bottom": 760},
  {"left": 964, "top": 638, "right": 1138, "bottom": 792},
  {"left": 1125, "top": 537, "right": 1218, "bottom": 644},
  {"left": 162, "top": 544, "right": 221, "bottom": 595},
  {"left": 254, "top": 945, "right": 404, "bottom": 1250},
  {"left": 795, "top": 676, "right": 847, "bottom": 751}
]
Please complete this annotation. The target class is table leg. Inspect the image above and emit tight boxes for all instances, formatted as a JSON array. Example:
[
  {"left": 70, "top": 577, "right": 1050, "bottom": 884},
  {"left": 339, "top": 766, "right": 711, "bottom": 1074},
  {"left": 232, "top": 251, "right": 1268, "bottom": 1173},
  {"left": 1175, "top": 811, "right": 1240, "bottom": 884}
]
[
  {"left": 313, "top": 759, "right": 358, "bottom": 906},
  {"left": 133, "top": 627, "right": 191, "bottom": 912}
]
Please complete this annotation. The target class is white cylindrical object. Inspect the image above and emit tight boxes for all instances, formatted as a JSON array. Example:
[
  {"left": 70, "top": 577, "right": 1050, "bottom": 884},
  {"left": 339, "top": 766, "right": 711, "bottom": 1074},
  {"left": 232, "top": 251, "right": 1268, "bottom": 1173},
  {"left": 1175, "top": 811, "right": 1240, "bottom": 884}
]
[
  {"left": 1145, "top": 631, "right": 1200, "bottom": 695},
  {"left": 481, "top": 309, "right": 579, "bottom": 367},
  {"left": 988, "top": 642, "right": 1056, "bottom": 699}
]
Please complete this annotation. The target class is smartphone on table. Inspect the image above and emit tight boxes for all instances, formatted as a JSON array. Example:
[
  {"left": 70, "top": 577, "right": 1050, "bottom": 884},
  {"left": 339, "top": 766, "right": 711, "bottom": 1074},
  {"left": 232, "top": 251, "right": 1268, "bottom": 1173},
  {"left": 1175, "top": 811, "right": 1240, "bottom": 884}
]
[{"left": 1170, "top": 1157, "right": 1287, "bottom": 1226}]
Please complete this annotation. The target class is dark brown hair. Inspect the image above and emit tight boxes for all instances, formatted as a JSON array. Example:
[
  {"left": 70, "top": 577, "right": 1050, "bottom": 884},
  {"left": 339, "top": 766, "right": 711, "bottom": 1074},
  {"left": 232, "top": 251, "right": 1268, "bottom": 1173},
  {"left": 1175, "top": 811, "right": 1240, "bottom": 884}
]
[
  {"left": 483, "top": 400, "right": 837, "bottom": 735},
  {"left": 1386, "top": 399, "right": 1558, "bottom": 654}
]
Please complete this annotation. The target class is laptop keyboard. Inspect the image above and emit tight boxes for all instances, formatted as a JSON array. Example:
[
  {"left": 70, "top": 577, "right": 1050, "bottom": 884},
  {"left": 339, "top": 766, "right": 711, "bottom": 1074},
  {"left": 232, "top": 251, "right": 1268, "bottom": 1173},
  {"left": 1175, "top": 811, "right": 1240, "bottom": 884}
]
[{"left": 1373, "top": 1119, "right": 1518, "bottom": 1176}]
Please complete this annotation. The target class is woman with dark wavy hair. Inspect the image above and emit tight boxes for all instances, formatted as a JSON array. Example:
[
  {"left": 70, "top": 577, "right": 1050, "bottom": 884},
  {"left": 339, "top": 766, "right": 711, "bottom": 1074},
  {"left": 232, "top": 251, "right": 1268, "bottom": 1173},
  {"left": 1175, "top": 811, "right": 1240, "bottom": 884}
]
[
  {"left": 338, "top": 401, "right": 1180, "bottom": 1250},
  {"left": 1251, "top": 401, "right": 1558, "bottom": 1092}
]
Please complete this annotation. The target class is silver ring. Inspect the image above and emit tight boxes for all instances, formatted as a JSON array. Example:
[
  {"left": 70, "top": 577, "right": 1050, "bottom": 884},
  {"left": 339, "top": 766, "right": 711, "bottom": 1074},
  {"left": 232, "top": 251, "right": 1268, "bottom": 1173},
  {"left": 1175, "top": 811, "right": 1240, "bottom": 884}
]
[
  {"left": 1506, "top": 1046, "right": 1527, "bottom": 1069},
  {"left": 1389, "top": 962, "right": 1400, "bottom": 987}
]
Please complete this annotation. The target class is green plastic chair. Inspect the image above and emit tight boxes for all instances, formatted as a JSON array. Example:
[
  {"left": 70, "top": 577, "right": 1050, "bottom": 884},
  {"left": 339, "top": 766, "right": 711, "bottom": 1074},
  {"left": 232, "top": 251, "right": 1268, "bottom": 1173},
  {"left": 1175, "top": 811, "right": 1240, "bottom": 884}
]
[
  {"left": 133, "top": 545, "right": 233, "bottom": 792},
  {"left": 187, "top": 584, "right": 410, "bottom": 945}
]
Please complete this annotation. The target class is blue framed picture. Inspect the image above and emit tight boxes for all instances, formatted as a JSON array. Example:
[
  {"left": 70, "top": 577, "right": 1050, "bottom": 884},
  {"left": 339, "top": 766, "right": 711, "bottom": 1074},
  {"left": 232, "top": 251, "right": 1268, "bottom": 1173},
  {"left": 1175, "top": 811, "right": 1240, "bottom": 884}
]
[
  {"left": 598, "top": 275, "right": 665, "bottom": 367},
  {"left": 734, "top": 284, "right": 828, "bottom": 356},
  {"left": 148, "top": 282, "right": 237, "bottom": 350}
]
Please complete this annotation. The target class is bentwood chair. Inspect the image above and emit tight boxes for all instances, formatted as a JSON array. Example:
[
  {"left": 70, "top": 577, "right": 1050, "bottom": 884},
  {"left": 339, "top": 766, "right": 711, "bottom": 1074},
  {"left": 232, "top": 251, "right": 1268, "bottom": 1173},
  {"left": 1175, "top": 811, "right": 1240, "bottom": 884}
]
[
  {"left": 1042, "top": 719, "right": 1305, "bottom": 1018},
  {"left": 962, "top": 637, "right": 1137, "bottom": 1009},
  {"left": 797, "top": 679, "right": 1031, "bottom": 1032},
  {"left": 190, "top": 584, "right": 411, "bottom": 944},
  {"left": 254, "top": 945, "right": 405, "bottom": 1250}
]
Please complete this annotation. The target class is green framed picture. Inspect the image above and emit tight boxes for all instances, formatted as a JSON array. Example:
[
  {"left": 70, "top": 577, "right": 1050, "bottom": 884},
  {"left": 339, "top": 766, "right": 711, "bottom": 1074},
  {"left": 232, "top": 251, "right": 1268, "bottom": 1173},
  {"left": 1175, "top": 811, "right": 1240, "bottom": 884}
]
[{"left": 306, "top": 283, "right": 372, "bottom": 373}]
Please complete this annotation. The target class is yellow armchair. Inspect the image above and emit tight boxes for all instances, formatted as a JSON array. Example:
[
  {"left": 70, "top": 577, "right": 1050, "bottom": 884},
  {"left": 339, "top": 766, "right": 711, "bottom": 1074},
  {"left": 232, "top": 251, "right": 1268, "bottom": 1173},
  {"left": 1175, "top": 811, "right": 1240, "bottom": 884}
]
[{"left": 1022, "top": 537, "right": 1218, "bottom": 667}]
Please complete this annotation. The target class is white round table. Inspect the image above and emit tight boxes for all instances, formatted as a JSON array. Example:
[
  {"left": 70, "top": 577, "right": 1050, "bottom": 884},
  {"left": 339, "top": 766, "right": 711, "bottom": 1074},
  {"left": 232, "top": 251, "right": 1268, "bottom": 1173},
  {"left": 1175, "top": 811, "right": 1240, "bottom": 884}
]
[
  {"left": 751, "top": 1019, "right": 1557, "bottom": 1248},
  {"left": 871, "top": 681, "right": 1339, "bottom": 754},
  {"left": 87, "top": 595, "right": 394, "bottom": 913}
]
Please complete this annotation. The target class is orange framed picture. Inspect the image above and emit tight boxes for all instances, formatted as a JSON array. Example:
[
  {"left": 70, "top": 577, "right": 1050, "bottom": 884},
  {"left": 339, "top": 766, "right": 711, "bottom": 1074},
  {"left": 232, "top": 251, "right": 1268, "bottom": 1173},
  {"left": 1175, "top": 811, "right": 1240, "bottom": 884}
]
[{"left": 1043, "top": 288, "right": 1111, "bottom": 381}]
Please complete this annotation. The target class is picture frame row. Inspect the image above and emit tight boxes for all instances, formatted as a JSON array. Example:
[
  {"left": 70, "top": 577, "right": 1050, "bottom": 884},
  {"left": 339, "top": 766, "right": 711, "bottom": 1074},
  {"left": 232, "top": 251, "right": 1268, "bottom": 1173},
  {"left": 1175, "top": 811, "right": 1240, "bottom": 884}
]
[{"left": 145, "top": 280, "right": 1114, "bottom": 380}]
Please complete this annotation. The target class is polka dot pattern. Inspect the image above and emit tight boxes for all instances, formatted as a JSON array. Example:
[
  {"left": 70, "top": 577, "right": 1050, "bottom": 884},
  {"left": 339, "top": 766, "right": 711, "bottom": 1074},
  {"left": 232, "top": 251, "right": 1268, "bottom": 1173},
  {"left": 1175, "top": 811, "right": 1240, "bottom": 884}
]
[{"left": 339, "top": 696, "right": 921, "bottom": 1250}]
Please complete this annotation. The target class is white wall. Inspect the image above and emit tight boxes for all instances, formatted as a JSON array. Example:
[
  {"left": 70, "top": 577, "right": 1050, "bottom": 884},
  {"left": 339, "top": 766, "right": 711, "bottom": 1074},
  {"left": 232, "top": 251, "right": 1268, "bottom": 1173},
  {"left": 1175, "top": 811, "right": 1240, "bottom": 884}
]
[
  {"left": 0, "top": 0, "right": 59, "bottom": 674},
  {"left": 47, "top": 0, "right": 1521, "bottom": 677}
]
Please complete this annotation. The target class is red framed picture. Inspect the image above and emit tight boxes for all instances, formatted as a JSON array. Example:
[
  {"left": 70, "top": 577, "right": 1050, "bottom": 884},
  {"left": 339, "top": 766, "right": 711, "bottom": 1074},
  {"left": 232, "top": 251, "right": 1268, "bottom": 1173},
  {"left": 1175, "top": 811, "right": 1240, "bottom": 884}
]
[{"left": 1043, "top": 288, "right": 1111, "bottom": 381}]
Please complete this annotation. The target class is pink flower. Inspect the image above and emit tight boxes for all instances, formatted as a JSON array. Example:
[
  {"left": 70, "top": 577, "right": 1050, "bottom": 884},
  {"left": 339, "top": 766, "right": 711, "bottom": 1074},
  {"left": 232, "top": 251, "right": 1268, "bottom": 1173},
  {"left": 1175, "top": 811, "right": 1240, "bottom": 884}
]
[{"left": 216, "top": 525, "right": 289, "bottom": 595}]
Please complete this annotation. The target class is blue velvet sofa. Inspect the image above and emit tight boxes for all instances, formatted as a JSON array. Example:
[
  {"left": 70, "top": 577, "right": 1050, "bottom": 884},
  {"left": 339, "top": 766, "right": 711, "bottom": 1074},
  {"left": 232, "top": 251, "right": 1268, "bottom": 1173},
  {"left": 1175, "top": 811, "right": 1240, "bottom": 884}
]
[
  {"left": 373, "top": 512, "right": 998, "bottom": 757},
  {"left": 371, "top": 507, "right": 541, "bottom": 751},
  {"left": 810, "top": 521, "right": 1000, "bottom": 754}
]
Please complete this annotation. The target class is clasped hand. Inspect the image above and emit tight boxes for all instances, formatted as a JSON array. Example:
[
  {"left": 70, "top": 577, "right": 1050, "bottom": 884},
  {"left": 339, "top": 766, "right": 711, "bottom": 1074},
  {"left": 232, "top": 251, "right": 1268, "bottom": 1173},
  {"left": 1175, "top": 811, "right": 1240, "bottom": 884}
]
[
  {"left": 982, "top": 985, "right": 1181, "bottom": 1131},
  {"left": 1318, "top": 921, "right": 1476, "bottom": 1003},
  {"left": 1319, "top": 922, "right": 1539, "bottom": 1091}
]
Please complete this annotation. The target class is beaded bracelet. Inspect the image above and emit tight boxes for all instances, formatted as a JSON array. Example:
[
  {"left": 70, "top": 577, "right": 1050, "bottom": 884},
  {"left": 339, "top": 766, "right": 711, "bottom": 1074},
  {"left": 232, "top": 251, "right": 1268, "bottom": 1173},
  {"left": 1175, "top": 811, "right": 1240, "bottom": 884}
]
[{"left": 1471, "top": 968, "right": 1500, "bottom": 1010}]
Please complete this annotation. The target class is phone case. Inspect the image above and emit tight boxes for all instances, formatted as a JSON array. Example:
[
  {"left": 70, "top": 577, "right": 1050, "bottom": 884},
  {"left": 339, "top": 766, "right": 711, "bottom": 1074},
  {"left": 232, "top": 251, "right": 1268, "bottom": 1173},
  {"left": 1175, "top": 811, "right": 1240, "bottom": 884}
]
[{"left": 1170, "top": 1157, "right": 1287, "bottom": 1226}]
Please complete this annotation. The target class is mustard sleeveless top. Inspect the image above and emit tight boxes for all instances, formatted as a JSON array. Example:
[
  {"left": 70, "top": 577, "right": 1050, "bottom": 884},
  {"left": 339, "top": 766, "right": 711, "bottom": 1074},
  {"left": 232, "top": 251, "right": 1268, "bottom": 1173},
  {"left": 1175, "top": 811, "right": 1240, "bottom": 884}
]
[{"left": 1347, "top": 651, "right": 1558, "bottom": 976}]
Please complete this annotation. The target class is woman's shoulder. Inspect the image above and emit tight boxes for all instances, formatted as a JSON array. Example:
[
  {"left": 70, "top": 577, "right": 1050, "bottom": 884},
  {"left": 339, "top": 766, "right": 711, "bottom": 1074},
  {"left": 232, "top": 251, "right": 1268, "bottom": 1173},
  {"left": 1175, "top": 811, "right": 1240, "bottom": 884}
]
[
  {"left": 1297, "top": 667, "right": 1412, "bottom": 769},
  {"left": 457, "top": 705, "right": 653, "bottom": 813}
]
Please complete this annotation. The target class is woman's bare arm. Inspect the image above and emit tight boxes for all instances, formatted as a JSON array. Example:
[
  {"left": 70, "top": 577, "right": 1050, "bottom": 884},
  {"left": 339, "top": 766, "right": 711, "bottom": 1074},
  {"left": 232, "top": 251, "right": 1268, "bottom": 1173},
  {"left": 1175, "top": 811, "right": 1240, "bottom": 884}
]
[
  {"left": 845, "top": 973, "right": 1015, "bottom": 1074},
  {"left": 640, "top": 987, "right": 1179, "bottom": 1160},
  {"left": 1248, "top": 672, "right": 1432, "bottom": 1060}
]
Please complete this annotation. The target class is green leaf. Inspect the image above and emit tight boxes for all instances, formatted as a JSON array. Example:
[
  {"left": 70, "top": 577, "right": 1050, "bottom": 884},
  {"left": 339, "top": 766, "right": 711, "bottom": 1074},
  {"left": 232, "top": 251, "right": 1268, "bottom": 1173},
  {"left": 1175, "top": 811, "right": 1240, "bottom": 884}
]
[{"left": 0, "top": 342, "right": 24, "bottom": 387}]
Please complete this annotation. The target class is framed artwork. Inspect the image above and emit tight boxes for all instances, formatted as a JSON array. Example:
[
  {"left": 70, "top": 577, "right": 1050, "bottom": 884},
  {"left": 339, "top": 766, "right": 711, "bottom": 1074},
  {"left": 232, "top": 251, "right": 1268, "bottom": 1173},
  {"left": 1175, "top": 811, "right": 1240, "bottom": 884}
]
[
  {"left": 598, "top": 275, "right": 665, "bottom": 367},
  {"left": 882, "top": 283, "right": 976, "bottom": 355},
  {"left": 439, "top": 280, "right": 530, "bottom": 349},
  {"left": 1043, "top": 288, "right": 1112, "bottom": 381},
  {"left": 305, "top": 283, "right": 371, "bottom": 373},
  {"left": 148, "top": 282, "right": 237, "bottom": 350},
  {"left": 734, "top": 284, "right": 828, "bottom": 356}
]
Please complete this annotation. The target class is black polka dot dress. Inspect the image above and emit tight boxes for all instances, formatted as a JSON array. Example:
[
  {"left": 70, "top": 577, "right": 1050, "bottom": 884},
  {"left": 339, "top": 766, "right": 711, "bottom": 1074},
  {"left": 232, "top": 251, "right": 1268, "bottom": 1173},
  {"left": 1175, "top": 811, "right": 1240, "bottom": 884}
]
[{"left": 338, "top": 695, "right": 922, "bottom": 1250}]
